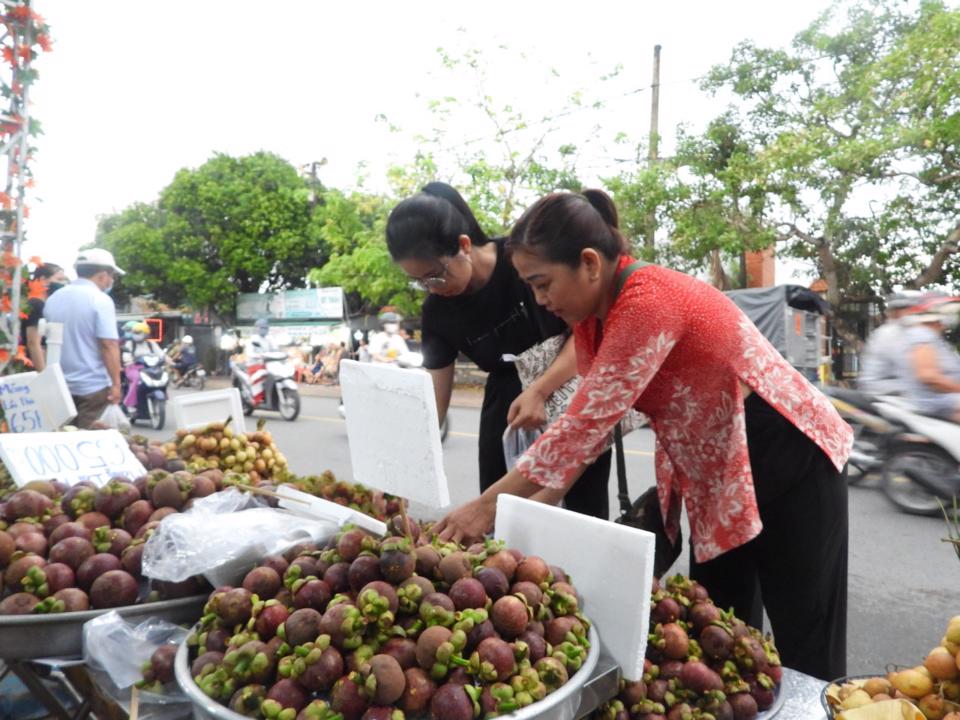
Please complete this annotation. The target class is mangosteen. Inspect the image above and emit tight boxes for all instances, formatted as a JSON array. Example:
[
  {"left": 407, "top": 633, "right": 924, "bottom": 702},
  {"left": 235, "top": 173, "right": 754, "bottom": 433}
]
[
  {"left": 360, "top": 654, "right": 406, "bottom": 705},
  {"left": 398, "top": 667, "right": 435, "bottom": 714},
  {"left": 282, "top": 607, "right": 323, "bottom": 647},
  {"left": 0, "top": 592, "right": 40, "bottom": 614},
  {"left": 89, "top": 569, "right": 139, "bottom": 608},
  {"left": 474, "top": 566, "right": 509, "bottom": 601},
  {"left": 449, "top": 577, "right": 488, "bottom": 611},
  {"left": 491, "top": 595, "right": 530, "bottom": 639},
  {"left": 293, "top": 578, "right": 332, "bottom": 612},
  {"left": 77, "top": 553, "right": 122, "bottom": 591},
  {"left": 437, "top": 551, "right": 472, "bottom": 586},
  {"left": 93, "top": 479, "right": 140, "bottom": 519},
  {"left": 348, "top": 554, "right": 383, "bottom": 593},
  {"left": 515, "top": 555, "right": 551, "bottom": 585},
  {"left": 242, "top": 565, "right": 282, "bottom": 599},
  {"left": 430, "top": 683, "right": 477, "bottom": 720}
]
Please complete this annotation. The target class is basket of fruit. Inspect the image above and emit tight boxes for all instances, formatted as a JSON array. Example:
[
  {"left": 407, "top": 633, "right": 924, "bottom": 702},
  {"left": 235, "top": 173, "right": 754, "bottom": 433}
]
[
  {"left": 594, "top": 574, "right": 785, "bottom": 720},
  {"left": 175, "top": 518, "right": 600, "bottom": 719},
  {"left": 820, "top": 616, "right": 960, "bottom": 719}
]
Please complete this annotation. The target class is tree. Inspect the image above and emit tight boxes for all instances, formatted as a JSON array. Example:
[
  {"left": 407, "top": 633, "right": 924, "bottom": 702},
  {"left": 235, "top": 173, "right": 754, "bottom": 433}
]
[
  {"left": 698, "top": 0, "right": 960, "bottom": 322},
  {"left": 97, "top": 152, "right": 327, "bottom": 318},
  {"left": 313, "top": 44, "right": 621, "bottom": 314}
]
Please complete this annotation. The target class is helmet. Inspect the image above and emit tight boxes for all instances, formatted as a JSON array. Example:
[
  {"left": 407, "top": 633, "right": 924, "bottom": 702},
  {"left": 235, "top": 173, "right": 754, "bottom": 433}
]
[
  {"left": 123, "top": 320, "right": 138, "bottom": 331},
  {"left": 255, "top": 319, "right": 270, "bottom": 330},
  {"left": 903, "top": 296, "right": 960, "bottom": 325},
  {"left": 181, "top": 335, "right": 194, "bottom": 344},
  {"left": 885, "top": 290, "right": 923, "bottom": 310},
  {"left": 132, "top": 322, "right": 150, "bottom": 335},
  {"left": 378, "top": 311, "right": 402, "bottom": 325}
]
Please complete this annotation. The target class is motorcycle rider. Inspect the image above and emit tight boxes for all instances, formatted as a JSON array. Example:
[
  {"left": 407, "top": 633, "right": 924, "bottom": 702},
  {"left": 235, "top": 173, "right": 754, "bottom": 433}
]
[
  {"left": 169, "top": 334, "right": 199, "bottom": 384},
  {"left": 245, "top": 318, "right": 278, "bottom": 404},
  {"left": 858, "top": 291, "right": 922, "bottom": 395},
  {"left": 122, "top": 322, "right": 163, "bottom": 410},
  {"left": 895, "top": 298, "right": 960, "bottom": 422},
  {"left": 369, "top": 311, "right": 409, "bottom": 365}
]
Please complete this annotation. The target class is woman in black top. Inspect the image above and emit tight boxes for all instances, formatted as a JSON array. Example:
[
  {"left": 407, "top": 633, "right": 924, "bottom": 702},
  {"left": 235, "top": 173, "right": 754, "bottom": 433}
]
[{"left": 386, "top": 182, "right": 610, "bottom": 518}]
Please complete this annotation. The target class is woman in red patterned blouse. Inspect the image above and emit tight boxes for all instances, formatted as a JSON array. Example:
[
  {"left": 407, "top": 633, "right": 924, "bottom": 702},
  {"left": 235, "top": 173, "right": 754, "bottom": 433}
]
[{"left": 435, "top": 189, "right": 853, "bottom": 679}]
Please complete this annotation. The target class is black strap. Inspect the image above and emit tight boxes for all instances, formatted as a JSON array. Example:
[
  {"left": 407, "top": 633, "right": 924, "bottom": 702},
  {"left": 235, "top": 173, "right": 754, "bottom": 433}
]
[{"left": 612, "top": 259, "right": 652, "bottom": 515}]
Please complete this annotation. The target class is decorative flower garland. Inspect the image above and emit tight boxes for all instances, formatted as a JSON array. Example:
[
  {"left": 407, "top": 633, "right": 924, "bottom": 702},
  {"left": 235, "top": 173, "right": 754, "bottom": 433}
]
[{"left": 0, "top": 0, "right": 50, "bottom": 375}]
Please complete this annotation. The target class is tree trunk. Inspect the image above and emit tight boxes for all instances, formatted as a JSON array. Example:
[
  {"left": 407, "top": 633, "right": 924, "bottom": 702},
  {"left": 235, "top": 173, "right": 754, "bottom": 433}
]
[
  {"left": 907, "top": 223, "right": 960, "bottom": 289},
  {"left": 709, "top": 250, "right": 731, "bottom": 290}
]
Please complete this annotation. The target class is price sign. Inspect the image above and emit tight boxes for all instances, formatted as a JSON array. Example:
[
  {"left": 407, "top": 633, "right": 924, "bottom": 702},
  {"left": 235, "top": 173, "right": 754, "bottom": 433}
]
[
  {"left": 0, "top": 430, "right": 147, "bottom": 488},
  {"left": 0, "top": 365, "right": 76, "bottom": 433},
  {"left": 0, "top": 371, "right": 43, "bottom": 433}
]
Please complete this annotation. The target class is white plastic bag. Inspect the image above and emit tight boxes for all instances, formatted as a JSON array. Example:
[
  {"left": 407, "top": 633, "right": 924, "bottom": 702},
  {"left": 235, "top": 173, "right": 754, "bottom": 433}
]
[
  {"left": 98, "top": 403, "right": 131, "bottom": 432},
  {"left": 83, "top": 611, "right": 192, "bottom": 720},
  {"left": 141, "top": 488, "right": 339, "bottom": 587},
  {"left": 502, "top": 425, "right": 543, "bottom": 470}
]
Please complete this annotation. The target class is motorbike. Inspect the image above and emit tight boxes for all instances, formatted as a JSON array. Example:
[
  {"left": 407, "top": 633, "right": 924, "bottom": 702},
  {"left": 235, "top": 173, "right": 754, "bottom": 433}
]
[
  {"left": 870, "top": 396, "right": 960, "bottom": 516},
  {"left": 173, "top": 361, "right": 206, "bottom": 390},
  {"left": 337, "top": 351, "right": 450, "bottom": 442},
  {"left": 822, "top": 386, "right": 898, "bottom": 482},
  {"left": 232, "top": 351, "right": 301, "bottom": 421},
  {"left": 122, "top": 354, "right": 169, "bottom": 430},
  {"left": 825, "top": 385, "right": 960, "bottom": 514}
]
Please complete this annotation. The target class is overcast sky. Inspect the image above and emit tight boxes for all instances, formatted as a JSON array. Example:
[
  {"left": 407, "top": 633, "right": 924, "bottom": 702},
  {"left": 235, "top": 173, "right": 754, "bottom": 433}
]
[{"left": 26, "top": 0, "right": 836, "bottom": 278}]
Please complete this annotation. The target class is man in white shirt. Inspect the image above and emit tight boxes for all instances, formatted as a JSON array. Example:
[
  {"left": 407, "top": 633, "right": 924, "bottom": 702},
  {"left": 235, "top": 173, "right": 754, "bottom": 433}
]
[
  {"left": 370, "top": 312, "right": 409, "bottom": 364},
  {"left": 858, "top": 291, "right": 922, "bottom": 395},
  {"left": 44, "top": 249, "right": 124, "bottom": 428}
]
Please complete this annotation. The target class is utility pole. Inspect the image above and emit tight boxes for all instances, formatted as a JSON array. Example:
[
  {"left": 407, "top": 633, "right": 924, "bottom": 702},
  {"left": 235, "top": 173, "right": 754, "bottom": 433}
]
[{"left": 645, "top": 44, "right": 661, "bottom": 255}]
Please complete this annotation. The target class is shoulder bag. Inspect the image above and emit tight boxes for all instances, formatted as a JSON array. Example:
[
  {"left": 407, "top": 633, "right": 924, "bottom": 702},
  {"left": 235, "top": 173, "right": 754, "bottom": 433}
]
[{"left": 609, "top": 261, "right": 682, "bottom": 578}]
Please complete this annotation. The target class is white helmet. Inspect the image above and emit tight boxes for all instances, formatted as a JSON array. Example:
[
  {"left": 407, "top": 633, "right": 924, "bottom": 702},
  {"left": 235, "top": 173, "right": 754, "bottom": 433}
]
[{"left": 181, "top": 335, "right": 194, "bottom": 344}]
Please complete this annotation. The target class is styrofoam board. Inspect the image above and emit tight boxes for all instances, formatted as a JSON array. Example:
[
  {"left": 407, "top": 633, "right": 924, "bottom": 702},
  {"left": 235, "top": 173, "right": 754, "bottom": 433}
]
[
  {"left": 339, "top": 360, "right": 450, "bottom": 508},
  {"left": 171, "top": 388, "right": 246, "bottom": 433},
  {"left": 495, "top": 494, "right": 654, "bottom": 681}
]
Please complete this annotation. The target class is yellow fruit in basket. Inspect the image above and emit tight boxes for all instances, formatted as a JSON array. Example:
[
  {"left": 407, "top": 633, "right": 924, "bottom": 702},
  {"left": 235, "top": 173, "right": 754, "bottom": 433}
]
[
  {"left": 943, "top": 638, "right": 960, "bottom": 656},
  {"left": 841, "top": 689, "right": 873, "bottom": 710},
  {"left": 918, "top": 693, "right": 948, "bottom": 720},
  {"left": 941, "top": 680, "right": 960, "bottom": 702},
  {"left": 889, "top": 668, "right": 934, "bottom": 699},
  {"left": 864, "top": 677, "right": 894, "bottom": 696},
  {"left": 925, "top": 647, "right": 959, "bottom": 681},
  {"left": 182, "top": 434, "right": 196, "bottom": 447},
  {"left": 947, "top": 617, "right": 960, "bottom": 645}
]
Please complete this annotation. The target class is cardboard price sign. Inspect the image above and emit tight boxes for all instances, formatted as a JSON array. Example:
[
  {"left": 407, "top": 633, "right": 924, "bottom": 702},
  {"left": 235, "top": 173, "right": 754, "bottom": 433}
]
[
  {"left": 0, "top": 430, "right": 147, "bottom": 488},
  {"left": 0, "top": 365, "right": 77, "bottom": 433},
  {"left": 0, "top": 371, "right": 42, "bottom": 433}
]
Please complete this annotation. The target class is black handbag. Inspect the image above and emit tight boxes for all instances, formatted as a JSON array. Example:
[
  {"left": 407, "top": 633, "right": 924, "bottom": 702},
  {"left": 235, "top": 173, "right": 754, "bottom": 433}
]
[
  {"left": 613, "top": 423, "right": 682, "bottom": 578},
  {"left": 608, "top": 260, "right": 682, "bottom": 578}
]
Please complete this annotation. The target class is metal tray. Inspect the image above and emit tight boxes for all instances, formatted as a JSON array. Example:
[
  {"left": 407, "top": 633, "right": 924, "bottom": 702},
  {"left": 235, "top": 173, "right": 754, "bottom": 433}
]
[
  {"left": 0, "top": 595, "right": 207, "bottom": 660},
  {"left": 176, "top": 624, "right": 603, "bottom": 720}
]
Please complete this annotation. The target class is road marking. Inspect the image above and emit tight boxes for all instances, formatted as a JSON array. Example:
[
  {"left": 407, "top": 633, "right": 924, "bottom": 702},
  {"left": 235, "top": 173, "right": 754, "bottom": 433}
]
[{"left": 300, "top": 414, "right": 655, "bottom": 457}]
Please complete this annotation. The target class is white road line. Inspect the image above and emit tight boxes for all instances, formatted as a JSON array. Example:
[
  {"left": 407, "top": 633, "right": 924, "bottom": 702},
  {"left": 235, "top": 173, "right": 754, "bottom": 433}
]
[{"left": 299, "top": 414, "right": 655, "bottom": 457}]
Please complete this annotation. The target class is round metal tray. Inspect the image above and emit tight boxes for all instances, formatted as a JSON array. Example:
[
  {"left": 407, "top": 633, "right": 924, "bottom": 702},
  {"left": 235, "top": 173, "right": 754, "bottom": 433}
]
[
  {"left": 0, "top": 595, "right": 207, "bottom": 660},
  {"left": 176, "top": 623, "right": 601, "bottom": 720}
]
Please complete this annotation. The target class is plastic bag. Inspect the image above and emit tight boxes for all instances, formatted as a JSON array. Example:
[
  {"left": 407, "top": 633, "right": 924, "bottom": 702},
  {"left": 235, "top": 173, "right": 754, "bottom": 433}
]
[
  {"left": 502, "top": 425, "right": 543, "bottom": 470},
  {"left": 83, "top": 611, "right": 192, "bottom": 720},
  {"left": 97, "top": 403, "right": 131, "bottom": 432},
  {"left": 141, "top": 488, "right": 339, "bottom": 587}
]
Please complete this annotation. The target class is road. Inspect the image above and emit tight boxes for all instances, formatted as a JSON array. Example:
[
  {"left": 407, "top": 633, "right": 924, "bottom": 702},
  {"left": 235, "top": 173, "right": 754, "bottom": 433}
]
[{"left": 139, "top": 389, "right": 959, "bottom": 676}]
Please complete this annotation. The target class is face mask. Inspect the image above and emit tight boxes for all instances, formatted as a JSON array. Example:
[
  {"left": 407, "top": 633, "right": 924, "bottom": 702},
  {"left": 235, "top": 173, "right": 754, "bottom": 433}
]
[
  {"left": 104, "top": 279, "right": 114, "bottom": 294},
  {"left": 132, "top": 333, "right": 146, "bottom": 342},
  {"left": 47, "top": 281, "right": 65, "bottom": 294},
  {"left": 383, "top": 323, "right": 399, "bottom": 334},
  {"left": 257, "top": 328, "right": 268, "bottom": 337}
]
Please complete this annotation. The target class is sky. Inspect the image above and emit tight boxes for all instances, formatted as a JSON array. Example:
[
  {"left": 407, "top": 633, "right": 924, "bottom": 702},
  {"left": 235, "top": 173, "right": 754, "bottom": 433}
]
[{"left": 25, "top": 0, "right": 838, "bottom": 280}]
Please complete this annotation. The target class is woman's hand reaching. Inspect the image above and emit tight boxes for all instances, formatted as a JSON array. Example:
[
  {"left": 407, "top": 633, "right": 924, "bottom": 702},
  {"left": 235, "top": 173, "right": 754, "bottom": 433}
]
[{"left": 432, "top": 494, "right": 496, "bottom": 546}]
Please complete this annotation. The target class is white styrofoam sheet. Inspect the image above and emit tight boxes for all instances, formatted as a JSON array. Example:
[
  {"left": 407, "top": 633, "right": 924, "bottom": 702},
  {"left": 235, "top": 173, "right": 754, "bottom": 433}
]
[
  {"left": 495, "top": 494, "right": 654, "bottom": 681},
  {"left": 339, "top": 360, "right": 450, "bottom": 508},
  {"left": 171, "top": 388, "right": 246, "bottom": 434}
]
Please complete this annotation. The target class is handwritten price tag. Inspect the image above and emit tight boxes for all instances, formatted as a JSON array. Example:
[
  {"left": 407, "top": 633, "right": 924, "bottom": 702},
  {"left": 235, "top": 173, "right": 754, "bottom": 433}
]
[{"left": 0, "top": 430, "right": 147, "bottom": 488}]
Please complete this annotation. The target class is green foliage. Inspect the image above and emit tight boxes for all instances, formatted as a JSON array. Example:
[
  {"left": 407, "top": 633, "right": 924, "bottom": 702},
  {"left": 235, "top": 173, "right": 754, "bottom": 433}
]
[
  {"left": 97, "top": 152, "right": 327, "bottom": 317},
  {"left": 307, "top": 188, "right": 420, "bottom": 316}
]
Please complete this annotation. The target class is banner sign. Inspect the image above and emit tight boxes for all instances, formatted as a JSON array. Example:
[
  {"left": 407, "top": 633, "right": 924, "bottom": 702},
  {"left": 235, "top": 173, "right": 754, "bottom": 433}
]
[
  {"left": 0, "top": 430, "right": 147, "bottom": 488},
  {"left": 237, "top": 288, "right": 344, "bottom": 322}
]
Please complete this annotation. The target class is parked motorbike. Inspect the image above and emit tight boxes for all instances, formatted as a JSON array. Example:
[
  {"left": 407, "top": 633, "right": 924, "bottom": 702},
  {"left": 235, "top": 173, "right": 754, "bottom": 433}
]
[
  {"left": 122, "top": 354, "right": 169, "bottom": 430},
  {"left": 232, "top": 351, "right": 301, "bottom": 421},
  {"left": 173, "top": 361, "right": 206, "bottom": 390},
  {"left": 337, "top": 351, "right": 450, "bottom": 442}
]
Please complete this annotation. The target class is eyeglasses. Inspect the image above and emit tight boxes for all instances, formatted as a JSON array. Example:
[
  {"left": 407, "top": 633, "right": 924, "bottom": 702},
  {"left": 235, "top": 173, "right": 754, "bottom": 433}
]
[{"left": 409, "top": 257, "right": 452, "bottom": 292}]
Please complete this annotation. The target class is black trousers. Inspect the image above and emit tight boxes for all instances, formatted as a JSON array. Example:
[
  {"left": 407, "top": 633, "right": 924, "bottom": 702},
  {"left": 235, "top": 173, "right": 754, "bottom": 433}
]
[
  {"left": 689, "top": 392, "right": 848, "bottom": 680},
  {"left": 479, "top": 368, "right": 611, "bottom": 519}
]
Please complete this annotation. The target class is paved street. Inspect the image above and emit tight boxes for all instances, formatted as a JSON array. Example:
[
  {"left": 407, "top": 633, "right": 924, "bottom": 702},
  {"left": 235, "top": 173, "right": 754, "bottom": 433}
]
[{"left": 140, "top": 388, "right": 959, "bottom": 675}]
